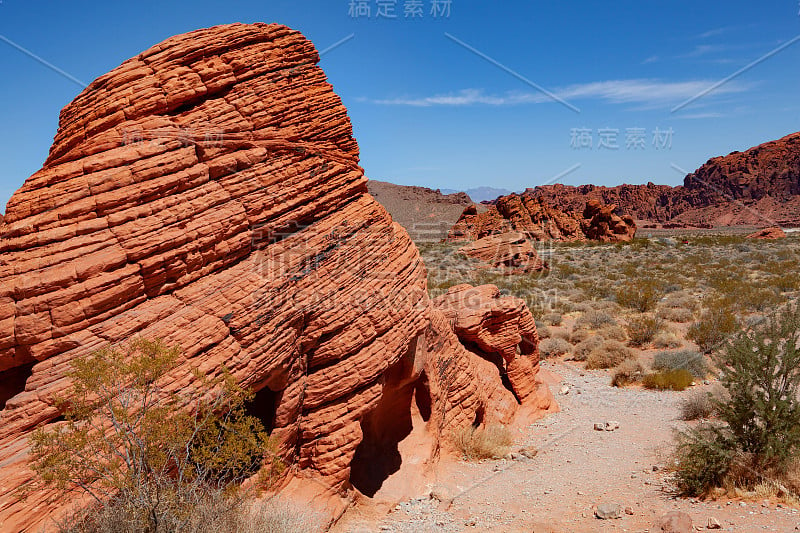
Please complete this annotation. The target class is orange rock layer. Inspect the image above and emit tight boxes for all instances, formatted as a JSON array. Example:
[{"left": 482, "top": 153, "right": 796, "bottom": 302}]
[
  {"left": 0, "top": 23, "right": 552, "bottom": 530},
  {"left": 448, "top": 195, "right": 636, "bottom": 243}
]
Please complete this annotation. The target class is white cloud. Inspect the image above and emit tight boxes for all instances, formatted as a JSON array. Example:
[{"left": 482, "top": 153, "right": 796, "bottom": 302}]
[{"left": 369, "top": 79, "right": 751, "bottom": 109}]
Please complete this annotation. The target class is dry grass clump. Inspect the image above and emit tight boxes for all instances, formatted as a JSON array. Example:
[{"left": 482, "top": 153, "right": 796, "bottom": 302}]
[
  {"left": 626, "top": 314, "right": 665, "bottom": 347},
  {"left": 642, "top": 369, "right": 694, "bottom": 391},
  {"left": 542, "top": 312, "right": 563, "bottom": 326},
  {"left": 571, "top": 336, "right": 604, "bottom": 361},
  {"left": 575, "top": 309, "right": 617, "bottom": 330},
  {"left": 687, "top": 301, "right": 739, "bottom": 353},
  {"left": 652, "top": 349, "right": 708, "bottom": 378},
  {"left": 58, "top": 495, "right": 323, "bottom": 533},
  {"left": 615, "top": 278, "right": 663, "bottom": 312},
  {"left": 585, "top": 340, "right": 635, "bottom": 370},
  {"left": 680, "top": 391, "right": 714, "bottom": 421},
  {"left": 611, "top": 358, "right": 645, "bottom": 387},
  {"left": 539, "top": 337, "right": 572, "bottom": 358},
  {"left": 657, "top": 306, "right": 695, "bottom": 323},
  {"left": 596, "top": 325, "right": 628, "bottom": 342},
  {"left": 452, "top": 424, "right": 513, "bottom": 461},
  {"left": 568, "top": 328, "right": 591, "bottom": 344},
  {"left": 653, "top": 329, "right": 683, "bottom": 349}
]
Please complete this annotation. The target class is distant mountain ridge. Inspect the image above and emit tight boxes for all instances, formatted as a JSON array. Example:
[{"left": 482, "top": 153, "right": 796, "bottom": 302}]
[{"left": 440, "top": 186, "right": 514, "bottom": 203}]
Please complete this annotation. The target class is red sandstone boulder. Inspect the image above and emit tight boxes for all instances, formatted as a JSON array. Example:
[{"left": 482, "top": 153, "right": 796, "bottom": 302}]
[
  {"left": 448, "top": 195, "right": 635, "bottom": 243},
  {"left": 746, "top": 226, "right": 787, "bottom": 239},
  {"left": 0, "top": 23, "right": 553, "bottom": 529},
  {"left": 457, "top": 232, "right": 548, "bottom": 274}
]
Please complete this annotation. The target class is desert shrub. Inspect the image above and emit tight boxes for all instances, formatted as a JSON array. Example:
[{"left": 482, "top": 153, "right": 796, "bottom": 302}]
[
  {"left": 571, "top": 336, "right": 604, "bottom": 361},
  {"left": 657, "top": 306, "right": 694, "bottom": 323},
  {"left": 687, "top": 301, "right": 740, "bottom": 353},
  {"left": 537, "top": 325, "right": 552, "bottom": 339},
  {"left": 652, "top": 349, "right": 708, "bottom": 378},
  {"left": 642, "top": 369, "right": 694, "bottom": 391},
  {"left": 615, "top": 278, "right": 663, "bottom": 312},
  {"left": 680, "top": 391, "right": 714, "bottom": 421},
  {"left": 653, "top": 329, "right": 683, "bottom": 349},
  {"left": 29, "top": 339, "right": 282, "bottom": 532},
  {"left": 663, "top": 291, "right": 699, "bottom": 311},
  {"left": 672, "top": 303, "right": 800, "bottom": 496},
  {"left": 56, "top": 493, "right": 321, "bottom": 533},
  {"left": 626, "top": 314, "right": 665, "bottom": 347},
  {"left": 611, "top": 358, "right": 645, "bottom": 387},
  {"left": 596, "top": 325, "right": 628, "bottom": 342},
  {"left": 585, "top": 340, "right": 635, "bottom": 370},
  {"left": 552, "top": 328, "right": 571, "bottom": 341},
  {"left": 568, "top": 328, "right": 590, "bottom": 345},
  {"left": 542, "top": 313, "right": 563, "bottom": 326},
  {"left": 452, "top": 424, "right": 513, "bottom": 461},
  {"left": 539, "top": 337, "right": 571, "bottom": 358},
  {"left": 575, "top": 309, "right": 617, "bottom": 330}
]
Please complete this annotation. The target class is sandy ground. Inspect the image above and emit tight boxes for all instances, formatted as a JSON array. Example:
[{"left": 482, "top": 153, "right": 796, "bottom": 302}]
[{"left": 335, "top": 361, "right": 800, "bottom": 532}]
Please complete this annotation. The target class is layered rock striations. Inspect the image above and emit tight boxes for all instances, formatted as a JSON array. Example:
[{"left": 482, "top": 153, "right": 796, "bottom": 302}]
[
  {"left": 448, "top": 194, "right": 636, "bottom": 243},
  {"left": 0, "top": 23, "right": 552, "bottom": 530}
]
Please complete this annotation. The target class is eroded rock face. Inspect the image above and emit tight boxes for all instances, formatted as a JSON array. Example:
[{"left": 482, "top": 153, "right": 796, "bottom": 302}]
[
  {"left": 448, "top": 195, "right": 636, "bottom": 243},
  {"left": 457, "top": 232, "right": 548, "bottom": 274},
  {"left": 747, "top": 227, "right": 787, "bottom": 239},
  {"left": 0, "top": 23, "right": 552, "bottom": 529}
]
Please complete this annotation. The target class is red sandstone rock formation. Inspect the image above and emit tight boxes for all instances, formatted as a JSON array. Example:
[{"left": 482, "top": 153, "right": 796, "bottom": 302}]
[
  {"left": 526, "top": 132, "right": 800, "bottom": 227},
  {"left": 746, "top": 227, "right": 787, "bottom": 239},
  {"left": 0, "top": 23, "right": 552, "bottom": 530},
  {"left": 457, "top": 232, "right": 548, "bottom": 274},
  {"left": 448, "top": 195, "right": 636, "bottom": 243}
]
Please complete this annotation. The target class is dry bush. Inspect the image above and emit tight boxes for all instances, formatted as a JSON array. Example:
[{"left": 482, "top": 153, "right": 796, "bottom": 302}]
[
  {"left": 539, "top": 337, "right": 571, "bottom": 358},
  {"left": 537, "top": 325, "right": 552, "bottom": 339},
  {"left": 687, "top": 301, "right": 739, "bottom": 353},
  {"left": 652, "top": 349, "right": 708, "bottom": 379},
  {"left": 680, "top": 391, "right": 714, "bottom": 421},
  {"left": 585, "top": 340, "right": 635, "bottom": 370},
  {"left": 552, "top": 328, "right": 571, "bottom": 341},
  {"left": 653, "top": 329, "right": 683, "bottom": 349},
  {"left": 542, "top": 313, "right": 563, "bottom": 326},
  {"left": 626, "top": 314, "right": 665, "bottom": 347},
  {"left": 663, "top": 291, "right": 700, "bottom": 311},
  {"left": 615, "top": 278, "right": 663, "bottom": 312},
  {"left": 572, "top": 336, "right": 604, "bottom": 362},
  {"left": 642, "top": 369, "right": 694, "bottom": 391},
  {"left": 596, "top": 325, "right": 628, "bottom": 342},
  {"left": 575, "top": 310, "right": 617, "bottom": 330},
  {"left": 452, "top": 424, "right": 513, "bottom": 461},
  {"left": 611, "top": 358, "right": 645, "bottom": 387},
  {"left": 657, "top": 306, "right": 695, "bottom": 323},
  {"left": 568, "top": 328, "right": 590, "bottom": 344}
]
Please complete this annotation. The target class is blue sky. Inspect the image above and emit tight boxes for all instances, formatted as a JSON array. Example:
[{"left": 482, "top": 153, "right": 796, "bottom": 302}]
[{"left": 0, "top": 1, "right": 799, "bottom": 209}]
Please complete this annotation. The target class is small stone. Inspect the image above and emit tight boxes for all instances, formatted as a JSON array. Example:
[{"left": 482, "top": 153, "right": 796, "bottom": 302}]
[
  {"left": 595, "top": 503, "right": 623, "bottom": 520},
  {"left": 605, "top": 420, "right": 620, "bottom": 431},
  {"left": 707, "top": 517, "right": 722, "bottom": 529},
  {"left": 559, "top": 385, "right": 570, "bottom": 395},
  {"left": 625, "top": 506, "right": 634, "bottom": 515},
  {"left": 465, "top": 518, "right": 476, "bottom": 527},
  {"left": 519, "top": 446, "right": 538, "bottom": 459},
  {"left": 657, "top": 510, "right": 693, "bottom": 532},
  {"left": 594, "top": 422, "right": 606, "bottom": 431}
]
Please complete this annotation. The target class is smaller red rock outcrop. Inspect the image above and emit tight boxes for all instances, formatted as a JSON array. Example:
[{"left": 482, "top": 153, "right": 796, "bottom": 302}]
[
  {"left": 457, "top": 232, "right": 548, "bottom": 274},
  {"left": 448, "top": 195, "right": 636, "bottom": 243},
  {"left": 746, "top": 227, "right": 787, "bottom": 239}
]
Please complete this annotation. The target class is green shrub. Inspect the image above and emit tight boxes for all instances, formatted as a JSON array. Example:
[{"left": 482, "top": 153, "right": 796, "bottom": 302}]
[
  {"left": 672, "top": 303, "right": 800, "bottom": 496},
  {"left": 687, "top": 301, "right": 739, "bottom": 353},
  {"left": 29, "top": 339, "right": 282, "bottom": 532},
  {"left": 626, "top": 314, "right": 665, "bottom": 347},
  {"left": 585, "top": 340, "right": 635, "bottom": 370},
  {"left": 652, "top": 349, "right": 708, "bottom": 379},
  {"left": 615, "top": 278, "right": 663, "bottom": 312},
  {"left": 642, "top": 369, "right": 694, "bottom": 391}
]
